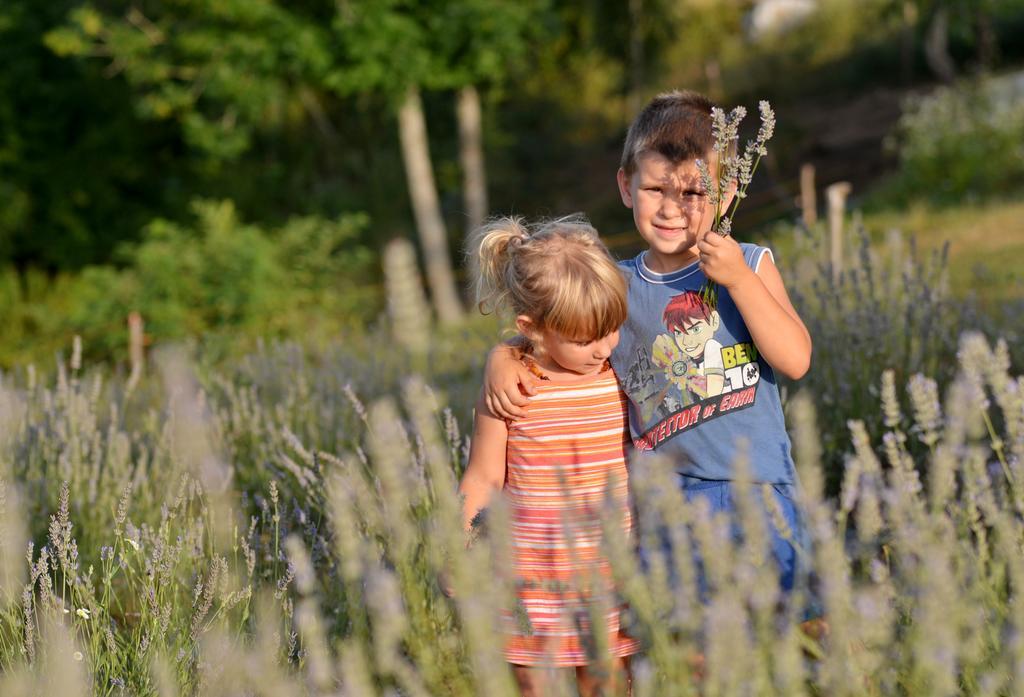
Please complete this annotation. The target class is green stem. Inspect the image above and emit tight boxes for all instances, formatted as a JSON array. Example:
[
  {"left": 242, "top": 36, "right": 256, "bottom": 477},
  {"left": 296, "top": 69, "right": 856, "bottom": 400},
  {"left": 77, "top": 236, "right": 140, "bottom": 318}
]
[
  {"left": 726, "top": 151, "right": 763, "bottom": 223},
  {"left": 714, "top": 147, "right": 723, "bottom": 231},
  {"left": 982, "top": 409, "right": 1012, "bottom": 485}
]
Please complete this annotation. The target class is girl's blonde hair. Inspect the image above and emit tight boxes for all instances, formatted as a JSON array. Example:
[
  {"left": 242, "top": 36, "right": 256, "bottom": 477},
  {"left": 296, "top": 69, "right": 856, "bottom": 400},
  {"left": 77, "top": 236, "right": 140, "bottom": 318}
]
[{"left": 470, "top": 215, "right": 627, "bottom": 341}]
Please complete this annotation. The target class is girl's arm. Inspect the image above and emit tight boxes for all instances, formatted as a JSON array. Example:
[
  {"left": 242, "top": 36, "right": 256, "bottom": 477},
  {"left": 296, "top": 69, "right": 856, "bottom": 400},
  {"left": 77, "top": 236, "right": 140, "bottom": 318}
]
[{"left": 458, "top": 395, "right": 510, "bottom": 531}]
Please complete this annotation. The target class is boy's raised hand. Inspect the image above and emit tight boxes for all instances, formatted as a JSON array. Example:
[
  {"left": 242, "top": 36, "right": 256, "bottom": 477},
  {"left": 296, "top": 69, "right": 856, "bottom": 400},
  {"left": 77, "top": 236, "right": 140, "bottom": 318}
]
[
  {"left": 483, "top": 344, "right": 540, "bottom": 419},
  {"left": 697, "top": 231, "right": 755, "bottom": 289}
]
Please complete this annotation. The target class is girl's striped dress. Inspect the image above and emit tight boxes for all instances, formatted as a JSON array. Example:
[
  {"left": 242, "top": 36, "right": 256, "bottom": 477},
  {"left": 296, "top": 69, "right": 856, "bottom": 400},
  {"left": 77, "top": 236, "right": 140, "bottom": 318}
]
[{"left": 502, "top": 367, "right": 640, "bottom": 667}]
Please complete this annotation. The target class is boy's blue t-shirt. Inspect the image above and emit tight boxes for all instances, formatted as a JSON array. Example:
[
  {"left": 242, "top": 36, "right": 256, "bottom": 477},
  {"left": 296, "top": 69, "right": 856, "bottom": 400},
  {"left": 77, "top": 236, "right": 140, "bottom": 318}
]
[{"left": 611, "top": 243, "right": 796, "bottom": 484}]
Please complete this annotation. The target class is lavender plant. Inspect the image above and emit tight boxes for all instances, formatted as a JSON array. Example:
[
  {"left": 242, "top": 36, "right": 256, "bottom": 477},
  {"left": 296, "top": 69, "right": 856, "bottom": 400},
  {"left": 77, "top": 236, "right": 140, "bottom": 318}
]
[
  {"left": 778, "top": 221, "right": 993, "bottom": 492},
  {"left": 695, "top": 100, "right": 776, "bottom": 309},
  {"left": 0, "top": 296, "right": 1020, "bottom": 695}
]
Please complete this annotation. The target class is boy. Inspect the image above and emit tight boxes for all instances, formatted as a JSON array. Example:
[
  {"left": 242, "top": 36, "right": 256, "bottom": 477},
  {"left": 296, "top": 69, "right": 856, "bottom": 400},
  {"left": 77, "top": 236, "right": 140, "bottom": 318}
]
[{"left": 484, "top": 90, "right": 813, "bottom": 598}]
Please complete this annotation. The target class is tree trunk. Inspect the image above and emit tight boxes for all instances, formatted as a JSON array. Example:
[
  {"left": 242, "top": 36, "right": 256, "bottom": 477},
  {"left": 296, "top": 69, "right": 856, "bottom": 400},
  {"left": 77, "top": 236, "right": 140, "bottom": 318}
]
[
  {"left": 974, "top": 3, "right": 997, "bottom": 70},
  {"left": 900, "top": 1, "right": 917, "bottom": 84},
  {"left": 627, "top": 0, "right": 644, "bottom": 117},
  {"left": 397, "top": 85, "right": 464, "bottom": 325},
  {"left": 924, "top": 5, "right": 956, "bottom": 84},
  {"left": 456, "top": 85, "right": 488, "bottom": 235}
]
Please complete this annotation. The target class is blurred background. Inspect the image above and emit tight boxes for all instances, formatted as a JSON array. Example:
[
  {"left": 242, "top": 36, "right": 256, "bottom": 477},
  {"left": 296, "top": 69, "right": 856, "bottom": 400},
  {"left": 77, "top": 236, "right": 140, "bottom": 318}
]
[{"left": 1, "top": 0, "right": 1023, "bottom": 366}]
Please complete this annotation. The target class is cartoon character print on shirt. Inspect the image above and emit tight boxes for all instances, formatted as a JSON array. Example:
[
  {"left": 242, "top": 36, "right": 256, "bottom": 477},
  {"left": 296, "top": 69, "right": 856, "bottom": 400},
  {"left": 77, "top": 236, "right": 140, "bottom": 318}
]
[
  {"left": 624, "top": 289, "right": 764, "bottom": 452},
  {"left": 653, "top": 290, "right": 725, "bottom": 405}
]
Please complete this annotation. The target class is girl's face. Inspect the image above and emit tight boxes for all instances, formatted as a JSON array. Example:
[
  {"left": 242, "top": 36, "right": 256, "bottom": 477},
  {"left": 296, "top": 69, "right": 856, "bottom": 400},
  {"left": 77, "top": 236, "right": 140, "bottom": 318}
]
[{"left": 523, "top": 322, "right": 620, "bottom": 377}]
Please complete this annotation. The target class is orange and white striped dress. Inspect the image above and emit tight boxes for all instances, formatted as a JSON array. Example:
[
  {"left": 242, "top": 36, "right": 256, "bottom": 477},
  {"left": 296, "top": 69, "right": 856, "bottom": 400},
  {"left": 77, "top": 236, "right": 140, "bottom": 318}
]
[{"left": 502, "top": 366, "right": 640, "bottom": 667}]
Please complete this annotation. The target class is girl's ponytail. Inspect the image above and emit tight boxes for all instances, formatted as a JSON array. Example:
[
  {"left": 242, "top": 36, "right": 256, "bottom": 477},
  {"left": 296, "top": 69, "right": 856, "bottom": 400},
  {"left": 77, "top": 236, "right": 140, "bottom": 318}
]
[
  {"left": 468, "top": 214, "right": 626, "bottom": 341},
  {"left": 471, "top": 216, "right": 529, "bottom": 315}
]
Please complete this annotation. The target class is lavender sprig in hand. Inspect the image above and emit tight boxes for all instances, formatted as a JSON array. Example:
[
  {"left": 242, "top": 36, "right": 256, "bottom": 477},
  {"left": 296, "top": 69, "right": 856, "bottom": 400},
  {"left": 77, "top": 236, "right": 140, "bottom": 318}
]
[
  {"left": 695, "top": 100, "right": 775, "bottom": 309},
  {"left": 696, "top": 100, "right": 776, "bottom": 238}
]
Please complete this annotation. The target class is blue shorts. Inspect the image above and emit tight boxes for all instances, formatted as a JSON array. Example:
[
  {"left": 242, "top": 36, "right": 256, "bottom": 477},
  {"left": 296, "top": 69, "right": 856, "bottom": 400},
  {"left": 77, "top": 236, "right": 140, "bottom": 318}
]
[{"left": 640, "top": 476, "right": 818, "bottom": 618}]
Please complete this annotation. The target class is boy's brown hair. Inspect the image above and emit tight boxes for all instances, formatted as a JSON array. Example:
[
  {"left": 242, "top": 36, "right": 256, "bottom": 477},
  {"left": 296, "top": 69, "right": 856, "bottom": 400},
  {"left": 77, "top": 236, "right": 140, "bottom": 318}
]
[{"left": 620, "top": 90, "right": 718, "bottom": 176}]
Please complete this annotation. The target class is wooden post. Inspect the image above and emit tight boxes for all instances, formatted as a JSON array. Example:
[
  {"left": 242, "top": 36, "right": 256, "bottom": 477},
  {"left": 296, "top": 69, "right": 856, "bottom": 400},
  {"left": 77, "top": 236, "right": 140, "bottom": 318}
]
[
  {"left": 900, "top": 1, "right": 918, "bottom": 83},
  {"left": 703, "top": 59, "right": 723, "bottom": 99},
  {"left": 127, "top": 311, "right": 144, "bottom": 392},
  {"left": 627, "top": 0, "right": 645, "bottom": 115},
  {"left": 826, "top": 182, "right": 852, "bottom": 282},
  {"left": 800, "top": 163, "right": 817, "bottom": 227},
  {"left": 886, "top": 227, "right": 904, "bottom": 281}
]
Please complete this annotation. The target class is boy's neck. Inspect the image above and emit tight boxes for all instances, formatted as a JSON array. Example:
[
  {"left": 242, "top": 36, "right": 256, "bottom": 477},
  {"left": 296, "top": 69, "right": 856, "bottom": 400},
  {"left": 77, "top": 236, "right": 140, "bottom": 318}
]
[{"left": 642, "top": 247, "right": 699, "bottom": 274}]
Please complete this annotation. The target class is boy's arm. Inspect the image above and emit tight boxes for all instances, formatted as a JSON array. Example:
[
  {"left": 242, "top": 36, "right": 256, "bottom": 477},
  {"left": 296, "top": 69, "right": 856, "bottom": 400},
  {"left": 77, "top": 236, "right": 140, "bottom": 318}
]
[
  {"left": 698, "top": 234, "right": 811, "bottom": 380},
  {"left": 457, "top": 395, "right": 510, "bottom": 531},
  {"left": 482, "top": 340, "right": 541, "bottom": 419}
]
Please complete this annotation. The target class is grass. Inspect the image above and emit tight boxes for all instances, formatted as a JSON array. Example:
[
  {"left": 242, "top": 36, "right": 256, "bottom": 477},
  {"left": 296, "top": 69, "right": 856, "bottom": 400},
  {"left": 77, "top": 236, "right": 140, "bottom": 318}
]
[{"left": 860, "top": 197, "right": 1024, "bottom": 303}]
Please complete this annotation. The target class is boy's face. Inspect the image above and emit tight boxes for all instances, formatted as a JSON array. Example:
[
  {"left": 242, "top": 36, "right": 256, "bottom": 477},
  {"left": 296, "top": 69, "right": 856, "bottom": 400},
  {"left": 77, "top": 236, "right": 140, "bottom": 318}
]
[{"left": 616, "top": 151, "right": 733, "bottom": 274}]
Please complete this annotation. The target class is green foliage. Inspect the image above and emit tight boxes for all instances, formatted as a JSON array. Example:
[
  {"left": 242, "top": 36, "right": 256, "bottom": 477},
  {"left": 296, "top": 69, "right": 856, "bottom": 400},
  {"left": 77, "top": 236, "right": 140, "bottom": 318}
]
[
  {"left": 8, "top": 0, "right": 553, "bottom": 297},
  {"left": 0, "top": 201, "right": 377, "bottom": 367},
  {"left": 45, "top": 2, "right": 336, "bottom": 162},
  {"left": 880, "top": 75, "right": 1024, "bottom": 204},
  {"left": 330, "top": 0, "right": 543, "bottom": 97},
  {"left": 100, "top": 200, "right": 375, "bottom": 348},
  {"left": 0, "top": 0, "right": 186, "bottom": 268},
  {"left": 8, "top": 0, "right": 1024, "bottom": 281},
  {"left": 43, "top": 0, "right": 543, "bottom": 165},
  {"left": 132, "top": 202, "right": 284, "bottom": 334}
]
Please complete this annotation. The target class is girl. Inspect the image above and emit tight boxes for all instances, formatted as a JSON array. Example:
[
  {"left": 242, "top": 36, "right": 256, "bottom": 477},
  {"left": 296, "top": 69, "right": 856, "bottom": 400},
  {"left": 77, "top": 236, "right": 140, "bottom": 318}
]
[{"left": 458, "top": 215, "right": 639, "bottom": 697}]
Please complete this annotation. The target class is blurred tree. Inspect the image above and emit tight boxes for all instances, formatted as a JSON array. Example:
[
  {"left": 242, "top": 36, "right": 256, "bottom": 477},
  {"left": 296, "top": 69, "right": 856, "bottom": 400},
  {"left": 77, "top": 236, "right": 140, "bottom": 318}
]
[
  {"left": 39, "top": 1, "right": 406, "bottom": 296},
  {"left": 48, "top": 1, "right": 545, "bottom": 325},
  {"left": 396, "top": 83, "right": 465, "bottom": 323},
  {"left": 923, "top": 1, "right": 957, "bottom": 82},
  {"left": 429, "top": 1, "right": 542, "bottom": 235},
  {"left": 632, "top": 0, "right": 749, "bottom": 101},
  {"left": 46, "top": 2, "right": 336, "bottom": 162},
  {"left": 904, "top": 0, "right": 1009, "bottom": 81},
  {"left": 0, "top": 0, "right": 184, "bottom": 269},
  {"left": 899, "top": 1, "right": 919, "bottom": 82},
  {"left": 38, "top": 0, "right": 380, "bottom": 277},
  {"left": 627, "top": 0, "right": 646, "bottom": 115},
  {"left": 332, "top": 0, "right": 541, "bottom": 325}
]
